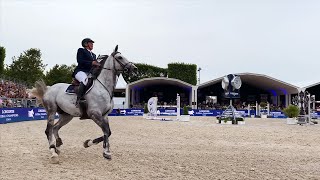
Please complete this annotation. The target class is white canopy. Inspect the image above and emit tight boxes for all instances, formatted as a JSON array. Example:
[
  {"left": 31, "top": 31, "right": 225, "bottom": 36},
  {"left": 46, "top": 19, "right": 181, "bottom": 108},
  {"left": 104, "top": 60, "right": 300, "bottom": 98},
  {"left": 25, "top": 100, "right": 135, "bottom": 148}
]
[{"left": 115, "top": 74, "right": 127, "bottom": 89}]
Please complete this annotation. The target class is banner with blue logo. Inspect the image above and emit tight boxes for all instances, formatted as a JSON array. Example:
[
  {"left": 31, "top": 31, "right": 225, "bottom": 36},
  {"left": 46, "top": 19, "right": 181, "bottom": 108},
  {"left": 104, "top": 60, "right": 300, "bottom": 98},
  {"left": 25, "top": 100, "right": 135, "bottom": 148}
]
[
  {"left": 0, "top": 108, "right": 59, "bottom": 124},
  {"left": 2, "top": 108, "right": 318, "bottom": 124},
  {"left": 108, "top": 109, "right": 144, "bottom": 116}
]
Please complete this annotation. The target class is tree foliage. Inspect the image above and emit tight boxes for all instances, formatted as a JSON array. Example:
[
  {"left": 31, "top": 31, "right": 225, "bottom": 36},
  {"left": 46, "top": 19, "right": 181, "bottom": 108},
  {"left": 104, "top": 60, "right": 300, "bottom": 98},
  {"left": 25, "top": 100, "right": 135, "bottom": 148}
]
[
  {"left": 5, "top": 48, "right": 47, "bottom": 87},
  {"left": 45, "top": 64, "right": 76, "bottom": 86},
  {"left": 122, "top": 63, "right": 167, "bottom": 83},
  {"left": 0, "top": 46, "right": 5, "bottom": 75},
  {"left": 167, "top": 62, "right": 197, "bottom": 85}
]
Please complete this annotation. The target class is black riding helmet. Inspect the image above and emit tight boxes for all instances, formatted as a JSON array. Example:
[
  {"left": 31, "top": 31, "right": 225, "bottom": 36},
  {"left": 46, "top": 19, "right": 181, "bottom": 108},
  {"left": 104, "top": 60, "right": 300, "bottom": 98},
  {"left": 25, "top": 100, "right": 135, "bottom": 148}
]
[{"left": 81, "top": 38, "right": 95, "bottom": 47}]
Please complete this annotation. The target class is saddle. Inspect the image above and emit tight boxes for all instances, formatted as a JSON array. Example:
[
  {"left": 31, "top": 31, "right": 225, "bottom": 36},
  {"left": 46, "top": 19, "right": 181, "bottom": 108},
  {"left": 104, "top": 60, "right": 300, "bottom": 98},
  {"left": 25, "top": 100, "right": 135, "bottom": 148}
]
[
  {"left": 65, "top": 55, "right": 108, "bottom": 119},
  {"left": 65, "top": 78, "right": 94, "bottom": 95}
]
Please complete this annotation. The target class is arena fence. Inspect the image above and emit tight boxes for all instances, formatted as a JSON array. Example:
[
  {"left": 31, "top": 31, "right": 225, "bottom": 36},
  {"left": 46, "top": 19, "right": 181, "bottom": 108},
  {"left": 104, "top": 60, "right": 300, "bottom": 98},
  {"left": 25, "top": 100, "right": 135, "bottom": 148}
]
[{"left": 2, "top": 107, "right": 320, "bottom": 124}]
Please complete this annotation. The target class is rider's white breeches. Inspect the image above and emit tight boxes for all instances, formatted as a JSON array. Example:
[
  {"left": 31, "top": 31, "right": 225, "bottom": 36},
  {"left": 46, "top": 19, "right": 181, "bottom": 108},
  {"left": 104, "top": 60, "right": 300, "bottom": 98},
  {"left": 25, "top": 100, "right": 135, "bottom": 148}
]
[{"left": 75, "top": 71, "right": 88, "bottom": 85}]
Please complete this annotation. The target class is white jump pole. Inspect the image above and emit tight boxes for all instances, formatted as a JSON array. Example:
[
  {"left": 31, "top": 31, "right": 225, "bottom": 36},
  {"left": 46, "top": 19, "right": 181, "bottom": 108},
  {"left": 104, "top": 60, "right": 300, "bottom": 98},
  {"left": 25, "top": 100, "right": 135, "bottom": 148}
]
[
  {"left": 256, "top": 101, "right": 258, "bottom": 116},
  {"left": 176, "top": 93, "right": 181, "bottom": 120}
]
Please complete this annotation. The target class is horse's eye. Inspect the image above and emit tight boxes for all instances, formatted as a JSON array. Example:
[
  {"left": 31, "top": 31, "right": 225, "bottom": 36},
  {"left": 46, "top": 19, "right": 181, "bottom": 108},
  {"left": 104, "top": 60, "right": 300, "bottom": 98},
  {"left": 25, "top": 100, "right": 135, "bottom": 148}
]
[{"left": 117, "top": 56, "right": 123, "bottom": 59}]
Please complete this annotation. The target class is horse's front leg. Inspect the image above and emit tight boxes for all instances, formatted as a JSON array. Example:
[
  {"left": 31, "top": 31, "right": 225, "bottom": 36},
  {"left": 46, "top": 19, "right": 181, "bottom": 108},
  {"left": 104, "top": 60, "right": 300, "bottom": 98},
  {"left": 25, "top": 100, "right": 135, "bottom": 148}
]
[
  {"left": 102, "top": 116, "right": 112, "bottom": 159},
  {"left": 90, "top": 112, "right": 112, "bottom": 159}
]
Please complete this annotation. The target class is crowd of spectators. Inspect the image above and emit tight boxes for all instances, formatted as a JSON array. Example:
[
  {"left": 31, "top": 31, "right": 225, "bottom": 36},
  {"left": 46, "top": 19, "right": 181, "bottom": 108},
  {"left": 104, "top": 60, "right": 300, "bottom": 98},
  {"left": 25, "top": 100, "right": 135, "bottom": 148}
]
[
  {"left": 0, "top": 79, "right": 28, "bottom": 98},
  {"left": 0, "top": 78, "right": 36, "bottom": 108}
]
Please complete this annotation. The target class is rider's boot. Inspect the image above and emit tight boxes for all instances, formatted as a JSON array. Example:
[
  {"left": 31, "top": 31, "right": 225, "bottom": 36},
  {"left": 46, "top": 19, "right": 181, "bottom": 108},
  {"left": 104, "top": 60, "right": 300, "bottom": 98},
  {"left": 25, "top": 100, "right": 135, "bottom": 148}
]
[{"left": 75, "top": 82, "right": 86, "bottom": 108}]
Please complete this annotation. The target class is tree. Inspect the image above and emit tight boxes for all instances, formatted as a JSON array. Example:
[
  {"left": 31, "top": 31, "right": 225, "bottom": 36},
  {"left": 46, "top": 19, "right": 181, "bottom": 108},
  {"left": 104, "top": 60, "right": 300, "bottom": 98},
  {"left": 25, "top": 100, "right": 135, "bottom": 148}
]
[
  {"left": 0, "top": 46, "right": 5, "bottom": 75},
  {"left": 168, "top": 62, "right": 197, "bottom": 85},
  {"left": 122, "top": 63, "right": 167, "bottom": 83},
  {"left": 5, "top": 48, "right": 47, "bottom": 86},
  {"left": 45, "top": 64, "right": 76, "bottom": 86}
]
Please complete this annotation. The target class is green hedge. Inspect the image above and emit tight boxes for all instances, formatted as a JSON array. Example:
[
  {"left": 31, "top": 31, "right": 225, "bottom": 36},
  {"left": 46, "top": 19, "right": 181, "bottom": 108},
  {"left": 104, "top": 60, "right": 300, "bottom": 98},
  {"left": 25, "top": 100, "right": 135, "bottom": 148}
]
[
  {"left": 122, "top": 63, "right": 167, "bottom": 83},
  {"left": 167, "top": 63, "right": 197, "bottom": 85}
]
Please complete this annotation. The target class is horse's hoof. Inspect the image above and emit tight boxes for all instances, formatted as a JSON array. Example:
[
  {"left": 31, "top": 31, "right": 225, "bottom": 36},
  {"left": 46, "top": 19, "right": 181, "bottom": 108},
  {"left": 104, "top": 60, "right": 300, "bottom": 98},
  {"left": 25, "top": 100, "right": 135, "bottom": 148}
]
[
  {"left": 56, "top": 138, "right": 63, "bottom": 147},
  {"left": 50, "top": 154, "right": 59, "bottom": 164},
  {"left": 55, "top": 147, "right": 61, "bottom": 155},
  {"left": 83, "top": 139, "right": 92, "bottom": 148},
  {"left": 103, "top": 152, "right": 112, "bottom": 160}
]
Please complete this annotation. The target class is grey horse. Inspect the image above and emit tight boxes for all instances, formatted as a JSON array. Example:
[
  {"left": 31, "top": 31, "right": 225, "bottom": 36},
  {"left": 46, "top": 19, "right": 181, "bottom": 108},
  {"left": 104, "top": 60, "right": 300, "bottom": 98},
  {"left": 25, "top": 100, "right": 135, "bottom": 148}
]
[{"left": 30, "top": 45, "right": 137, "bottom": 163}]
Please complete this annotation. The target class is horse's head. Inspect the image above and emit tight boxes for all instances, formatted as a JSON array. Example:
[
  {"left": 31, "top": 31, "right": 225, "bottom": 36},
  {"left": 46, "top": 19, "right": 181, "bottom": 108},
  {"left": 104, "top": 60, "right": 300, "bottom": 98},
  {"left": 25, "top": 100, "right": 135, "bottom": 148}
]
[{"left": 109, "top": 45, "right": 137, "bottom": 73}]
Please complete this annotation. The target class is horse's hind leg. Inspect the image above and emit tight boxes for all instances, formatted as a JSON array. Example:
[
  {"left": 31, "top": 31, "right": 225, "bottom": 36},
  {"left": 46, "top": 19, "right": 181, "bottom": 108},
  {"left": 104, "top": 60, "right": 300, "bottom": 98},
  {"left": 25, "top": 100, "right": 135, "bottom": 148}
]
[
  {"left": 53, "top": 113, "right": 73, "bottom": 154},
  {"left": 44, "top": 111, "right": 59, "bottom": 163},
  {"left": 43, "top": 101, "right": 59, "bottom": 163}
]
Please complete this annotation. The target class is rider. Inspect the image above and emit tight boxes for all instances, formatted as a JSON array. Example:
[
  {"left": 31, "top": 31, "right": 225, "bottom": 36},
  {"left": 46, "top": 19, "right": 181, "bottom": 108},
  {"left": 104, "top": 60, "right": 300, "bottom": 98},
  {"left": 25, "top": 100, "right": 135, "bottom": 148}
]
[{"left": 73, "top": 38, "right": 100, "bottom": 107}]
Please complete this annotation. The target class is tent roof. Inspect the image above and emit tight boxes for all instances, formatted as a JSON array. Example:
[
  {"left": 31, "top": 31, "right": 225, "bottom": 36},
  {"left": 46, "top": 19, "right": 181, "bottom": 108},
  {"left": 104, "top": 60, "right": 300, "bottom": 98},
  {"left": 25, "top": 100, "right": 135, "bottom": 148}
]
[
  {"left": 115, "top": 74, "right": 127, "bottom": 89},
  {"left": 199, "top": 72, "right": 299, "bottom": 94},
  {"left": 127, "top": 77, "right": 193, "bottom": 88}
]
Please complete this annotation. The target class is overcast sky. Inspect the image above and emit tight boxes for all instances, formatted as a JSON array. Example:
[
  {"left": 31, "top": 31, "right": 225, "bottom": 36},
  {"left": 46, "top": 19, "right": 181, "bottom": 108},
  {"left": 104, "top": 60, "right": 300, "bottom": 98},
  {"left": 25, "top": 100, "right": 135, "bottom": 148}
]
[{"left": 1, "top": 0, "right": 320, "bottom": 87}]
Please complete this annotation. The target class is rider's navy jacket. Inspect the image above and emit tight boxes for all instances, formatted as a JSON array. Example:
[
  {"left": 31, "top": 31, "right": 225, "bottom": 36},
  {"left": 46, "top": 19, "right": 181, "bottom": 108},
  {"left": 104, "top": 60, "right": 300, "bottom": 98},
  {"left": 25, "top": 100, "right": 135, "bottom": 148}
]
[{"left": 73, "top": 48, "right": 97, "bottom": 77}]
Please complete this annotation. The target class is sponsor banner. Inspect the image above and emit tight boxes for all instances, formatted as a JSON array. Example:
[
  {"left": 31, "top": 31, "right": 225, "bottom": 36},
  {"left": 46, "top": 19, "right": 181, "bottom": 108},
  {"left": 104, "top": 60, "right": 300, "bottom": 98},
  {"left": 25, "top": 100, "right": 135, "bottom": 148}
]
[
  {"left": 193, "top": 109, "right": 216, "bottom": 116},
  {"left": 0, "top": 108, "right": 59, "bottom": 124},
  {"left": 124, "top": 109, "right": 144, "bottom": 116},
  {"left": 1, "top": 108, "right": 316, "bottom": 124},
  {"left": 193, "top": 110, "right": 255, "bottom": 117},
  {"left": 108, "top": 109, "right": 144, "bottom": 116},
  {"left": 311, "top": 112, "right": 320, "bottom": 119},
  {"left": 269, "top": 111, "right": 286, "bottom": 118},
  {"left": 224, "top": 90, "right": 240, "bottom": 99},
  {"left": 158, "top": 109, "right": 178, "bottom": 116}
]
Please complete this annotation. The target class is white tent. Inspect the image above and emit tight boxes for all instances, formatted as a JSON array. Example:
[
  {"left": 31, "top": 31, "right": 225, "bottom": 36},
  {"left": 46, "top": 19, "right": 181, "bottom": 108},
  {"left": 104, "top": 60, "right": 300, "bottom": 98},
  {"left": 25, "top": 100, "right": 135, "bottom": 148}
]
[
  {"left": 114, "top": 74, "right": 127, "bottom": 109},
  {"left": 115, "top": 74, "right": 127, "bottom": 89}
]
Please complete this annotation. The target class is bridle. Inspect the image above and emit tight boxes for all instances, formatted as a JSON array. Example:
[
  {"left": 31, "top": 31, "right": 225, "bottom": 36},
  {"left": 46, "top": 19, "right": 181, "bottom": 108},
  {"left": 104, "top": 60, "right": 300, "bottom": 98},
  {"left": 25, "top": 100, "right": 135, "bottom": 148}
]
[
  {"left": 96, "top": 52, "right": 134, "bottom": 103},
  {"left": 99, "top": 52, "right": 134, "bottom": 73}
]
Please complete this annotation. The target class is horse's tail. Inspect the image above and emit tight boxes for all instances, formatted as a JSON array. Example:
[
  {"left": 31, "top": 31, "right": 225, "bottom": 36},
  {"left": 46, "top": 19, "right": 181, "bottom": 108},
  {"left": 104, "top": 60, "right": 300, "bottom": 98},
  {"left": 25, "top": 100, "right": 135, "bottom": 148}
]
[{"left": 30, "top": 80, "right": 48, "bottom": 101}]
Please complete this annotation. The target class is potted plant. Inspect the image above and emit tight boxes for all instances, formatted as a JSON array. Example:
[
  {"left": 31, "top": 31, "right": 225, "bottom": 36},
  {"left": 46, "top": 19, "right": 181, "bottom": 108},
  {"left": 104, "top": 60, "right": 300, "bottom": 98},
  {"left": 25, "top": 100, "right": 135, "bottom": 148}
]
[
  {"left": 179, "top": 105, "right": 190, "bottom": 122},
  {"left": 260, "top": 102, "right": 268, "bottom": 118},
  {"left": 236, "top": 117, "right": 245, "bottom": 125},
  {"left": 143, "top": 103, "right": 149, "bottom": 118},
  {"left": 283, "top": 105, "right": 299, "bottom": 125},
  {"left": 220, "top": 117, "right": 232, "bottom": 125}
]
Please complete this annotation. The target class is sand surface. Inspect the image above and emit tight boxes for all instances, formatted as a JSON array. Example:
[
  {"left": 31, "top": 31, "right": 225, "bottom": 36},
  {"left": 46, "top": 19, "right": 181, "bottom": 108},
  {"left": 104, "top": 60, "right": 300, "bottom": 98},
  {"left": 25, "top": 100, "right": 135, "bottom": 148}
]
[{"left": 1, "top": 117, "right": 320, "bottom": 180}]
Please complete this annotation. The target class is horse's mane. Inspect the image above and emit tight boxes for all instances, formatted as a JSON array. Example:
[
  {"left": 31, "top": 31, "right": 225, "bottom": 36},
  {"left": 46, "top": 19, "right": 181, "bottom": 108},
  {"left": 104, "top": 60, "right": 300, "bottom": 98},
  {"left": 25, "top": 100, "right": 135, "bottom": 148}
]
[{"left": 91, "top": 55, "right": 108, "bottom": 79}]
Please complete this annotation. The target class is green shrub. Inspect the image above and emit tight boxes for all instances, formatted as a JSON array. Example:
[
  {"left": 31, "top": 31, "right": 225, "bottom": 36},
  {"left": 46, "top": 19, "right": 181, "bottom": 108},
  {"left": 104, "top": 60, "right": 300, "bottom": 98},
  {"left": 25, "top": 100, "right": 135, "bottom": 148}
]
[
  {"left": 235, "top": 117, "right": 244, "bottom": 121},
  {"left": 283, "top": 105, "right": 299, "bottom": 118},
  {"left": 260, "top": 102, "right": 267, "bottom": 109},
  {"left": 144, "top": 103, "right": 149, "bottom": 113},
  {"left": 183, "top": 105, "right": 189, "bottom": 115},
  {"left": 220, "top": 117, "right": 232, "bottom": 123}
]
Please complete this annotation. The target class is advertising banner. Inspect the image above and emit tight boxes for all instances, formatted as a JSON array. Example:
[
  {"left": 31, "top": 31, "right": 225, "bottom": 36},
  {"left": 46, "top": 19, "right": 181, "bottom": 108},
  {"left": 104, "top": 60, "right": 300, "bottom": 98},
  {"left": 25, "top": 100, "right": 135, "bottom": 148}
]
[
  {"left": 0, "top": 108, "right": 58, "bottom": 124},
  {"left": 108, "top": 109, "right": 144, "bottom": 116},
  {"left": 1, "top": 108, "right": 315, "bottom": 124}
]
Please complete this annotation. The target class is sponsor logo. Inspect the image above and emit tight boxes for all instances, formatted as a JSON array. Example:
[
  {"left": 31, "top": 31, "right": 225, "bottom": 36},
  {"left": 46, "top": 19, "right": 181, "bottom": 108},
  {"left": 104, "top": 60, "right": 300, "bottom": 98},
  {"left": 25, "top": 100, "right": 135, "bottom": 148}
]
[
  {"left": 2, "top": 110, "right": 15, "bottom": 114},
  {"left": 199, "top": 110, "right": 210, "bottom": 112},
  {"left": 28, "top": 109, "right": 34, "bottom": 118},
  {"left": 38, "top": 109, "right": 46, "bottom": 113},
  {"left": 131, "top": 110, "right": 142, "bottom": 112}
]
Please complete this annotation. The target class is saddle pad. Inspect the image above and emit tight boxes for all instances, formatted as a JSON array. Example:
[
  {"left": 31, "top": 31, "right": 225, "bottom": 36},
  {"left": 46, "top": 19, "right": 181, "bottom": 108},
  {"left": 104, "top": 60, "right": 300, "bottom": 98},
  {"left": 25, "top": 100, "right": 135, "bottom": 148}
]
[
  {"left": 65, "top": 85, "right": 77, "bottom": 94},
  {"left": 65, "top": 81, "right": 95, "bottom": 95}
]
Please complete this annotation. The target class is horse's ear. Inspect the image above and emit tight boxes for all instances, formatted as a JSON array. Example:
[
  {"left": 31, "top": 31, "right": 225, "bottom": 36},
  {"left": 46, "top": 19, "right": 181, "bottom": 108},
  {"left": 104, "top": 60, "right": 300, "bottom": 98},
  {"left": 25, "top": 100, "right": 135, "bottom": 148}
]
[{"left": 114, "top": 45, "right": 118, "bottom": 53}]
